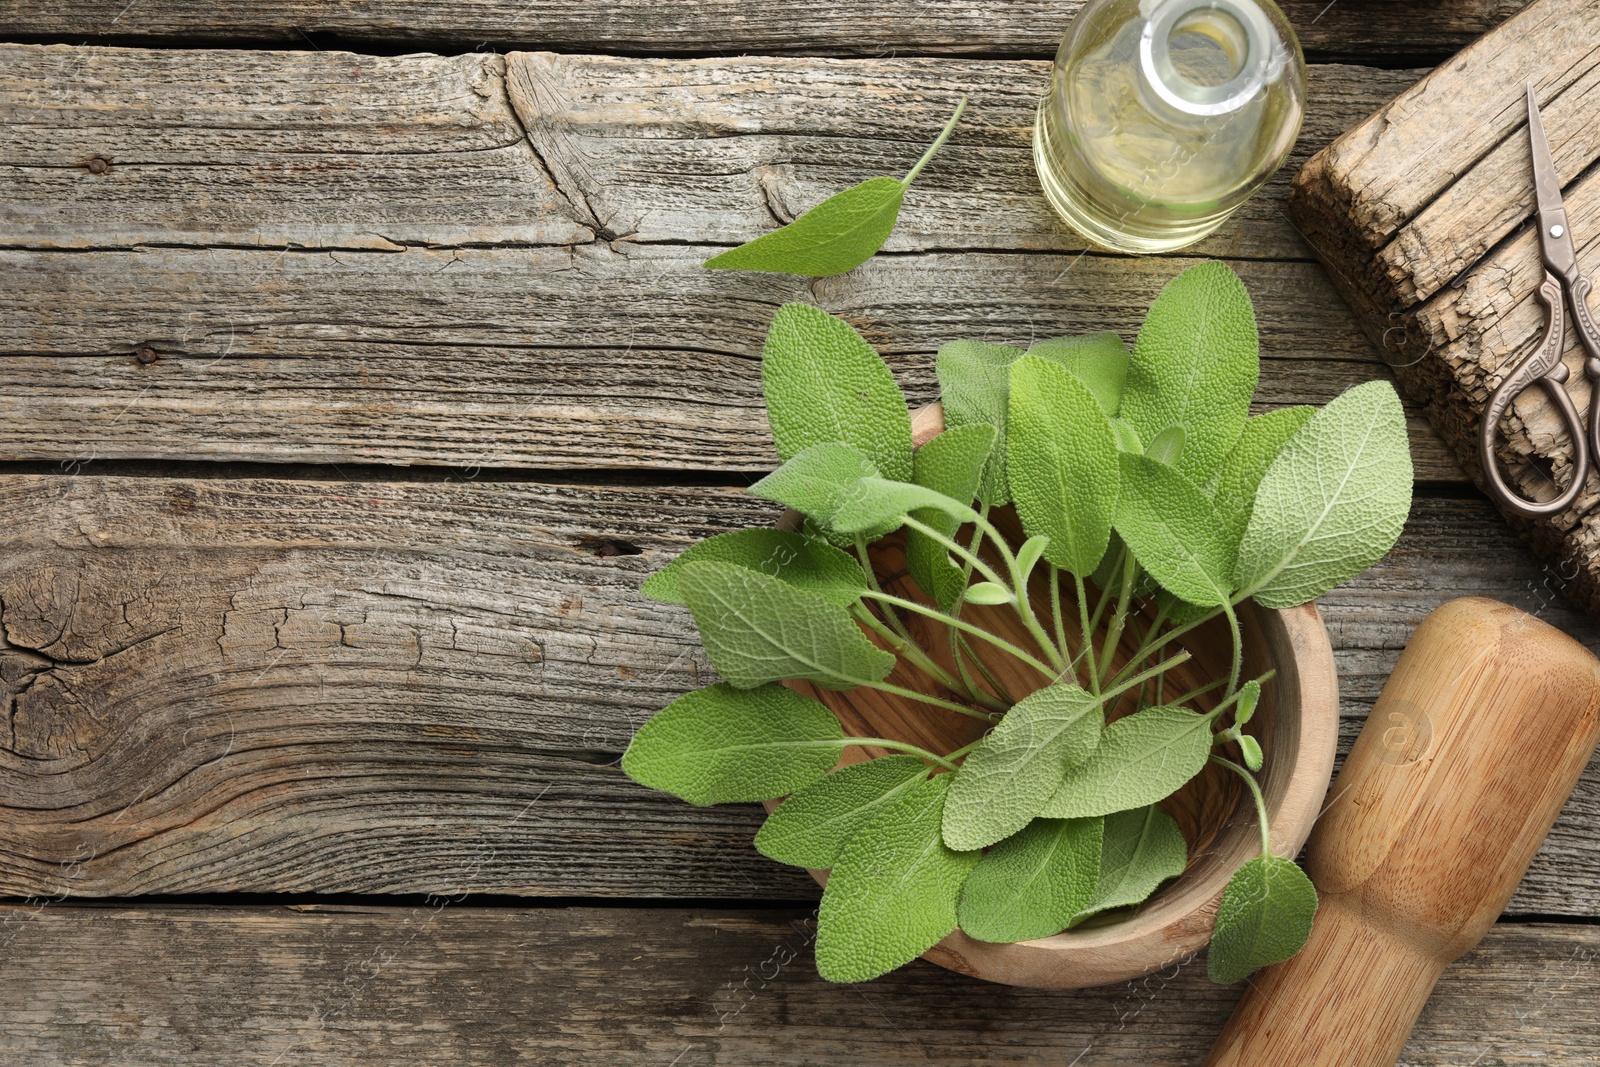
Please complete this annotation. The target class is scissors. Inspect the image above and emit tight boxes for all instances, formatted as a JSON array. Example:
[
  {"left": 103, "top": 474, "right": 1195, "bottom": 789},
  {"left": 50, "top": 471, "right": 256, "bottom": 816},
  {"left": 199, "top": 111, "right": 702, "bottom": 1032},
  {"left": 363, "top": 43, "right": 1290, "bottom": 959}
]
[{"left": 1480, "top": 82, "right": 1600, "bottom": 517}]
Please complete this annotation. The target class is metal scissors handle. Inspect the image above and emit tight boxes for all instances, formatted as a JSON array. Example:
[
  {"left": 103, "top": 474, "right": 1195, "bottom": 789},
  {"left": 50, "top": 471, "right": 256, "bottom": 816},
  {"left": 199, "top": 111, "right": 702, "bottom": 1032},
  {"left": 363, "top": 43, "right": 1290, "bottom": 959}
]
[{"left": 1480, "top": 83, "right": 1600, "bottom": 517}]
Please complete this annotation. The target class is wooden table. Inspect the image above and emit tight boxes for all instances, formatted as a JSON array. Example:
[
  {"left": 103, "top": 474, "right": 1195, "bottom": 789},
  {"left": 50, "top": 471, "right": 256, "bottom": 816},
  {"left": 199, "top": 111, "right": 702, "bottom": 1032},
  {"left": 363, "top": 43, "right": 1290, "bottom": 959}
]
[{"left": 1, "top": 2, "right": 1597, "bottom": 1063}]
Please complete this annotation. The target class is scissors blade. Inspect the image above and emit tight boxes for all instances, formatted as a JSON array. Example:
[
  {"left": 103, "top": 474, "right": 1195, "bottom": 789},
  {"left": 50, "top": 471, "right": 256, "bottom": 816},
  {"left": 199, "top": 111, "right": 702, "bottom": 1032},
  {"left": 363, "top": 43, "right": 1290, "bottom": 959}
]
[{"left": 1527, "top": 81, "right": 1579, "bottom": 279}]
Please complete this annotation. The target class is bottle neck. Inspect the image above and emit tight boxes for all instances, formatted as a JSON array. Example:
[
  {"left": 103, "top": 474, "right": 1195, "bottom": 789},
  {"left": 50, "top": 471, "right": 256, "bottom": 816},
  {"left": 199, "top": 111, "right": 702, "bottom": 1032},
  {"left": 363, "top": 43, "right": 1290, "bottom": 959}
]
[{"left": 1137, "top": 0, "right": 1280, "bottom": 118}]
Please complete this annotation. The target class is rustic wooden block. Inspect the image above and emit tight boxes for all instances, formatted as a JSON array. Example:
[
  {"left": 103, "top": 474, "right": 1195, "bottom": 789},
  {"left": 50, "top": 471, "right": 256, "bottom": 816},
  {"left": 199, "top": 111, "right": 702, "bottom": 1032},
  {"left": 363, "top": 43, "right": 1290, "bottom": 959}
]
[{"left": 1290, "top": 0, "right": 1600, "bottom": 614}]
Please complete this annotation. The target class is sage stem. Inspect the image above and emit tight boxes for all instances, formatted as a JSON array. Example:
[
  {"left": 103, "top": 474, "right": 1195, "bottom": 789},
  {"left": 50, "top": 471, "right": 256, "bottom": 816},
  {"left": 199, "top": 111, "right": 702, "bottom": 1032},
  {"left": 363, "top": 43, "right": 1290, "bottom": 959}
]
[
  {"left": 840, "top": 737, "right": 958, "bottom": 771},
  {"left": 863, "top": 590, "right": 1056, "bottom": 677},
  {"left": 1212, "top": 755, "right": 1272, "bottom": 856}
]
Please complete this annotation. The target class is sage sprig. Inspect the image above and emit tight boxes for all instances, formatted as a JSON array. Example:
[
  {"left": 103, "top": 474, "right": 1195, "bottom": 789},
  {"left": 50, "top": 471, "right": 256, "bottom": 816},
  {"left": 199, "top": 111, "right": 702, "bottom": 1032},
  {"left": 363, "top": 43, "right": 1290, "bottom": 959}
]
[
  {"left": 703, "top": 98, "right": 966, "bottom": 277},
  {"left": 626, "top": 260, "right": 1414, "bottom": 985}
]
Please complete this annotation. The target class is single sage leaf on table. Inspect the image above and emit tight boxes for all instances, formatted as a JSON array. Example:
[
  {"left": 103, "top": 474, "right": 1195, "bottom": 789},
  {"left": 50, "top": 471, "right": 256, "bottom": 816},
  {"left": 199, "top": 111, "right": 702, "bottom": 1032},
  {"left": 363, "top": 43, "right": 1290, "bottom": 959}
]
[
  {"left": 958, "top": 816, "right": 1104, "bottom": 943},
  {"left": 1008, "top": 355, "right": 1121, "bottom": 577},
  {"left": 1233, "top": 380, "right": 1413, "bottom": 608},
  {"left": 936, "top": 339, "right": 1027, "bottom": 506},
  {"left": 755, "top": 755, "right": 931, "bottom": 870},
  {"left": 1210, "top": 405, "right": 1315, "bottom": 547},
  {"left": 621, "top": 682, "right": 843, "bottom": 806},
  {"left": 1072, "top": 805, "right": 1188, "bottom": 925},
  {"left": 677, "top": 560, "right": 894, "bottom": 690},
  {"left": 704, "top": 98, "right": 965, "bottom": 278},
  {"left": 1114, "top": 452, "right": 1236, "bottom": 607},
  {"left": 1040, "top": 705, "right": 1214, "bottom": 819},
  {"left": 748, "top": 441, "right": 882, "bottom": 538},
  {"left": 816, "top": 774, "right": 981, "bottom": 983},
  {"left": 905, "top": 423, "right": 997, "bottom": 610},
  {"left": 1120, "top": 261, "right": 1259, "bottom": 483},
  {"left": 943, "top": 683, "right": 1104, "bottom": 851},
  {"left": 1207, "top": 855, "right": 1319, "bottom": 984},
  {"left": 761, "top": 302, "right": 914, "bottom": 483},
  {"left": 1025, "top": 331, "right": 1130, "bottom": 416},
  {"left": 641, "top": 529, "right": 866, "bottom": 607}
]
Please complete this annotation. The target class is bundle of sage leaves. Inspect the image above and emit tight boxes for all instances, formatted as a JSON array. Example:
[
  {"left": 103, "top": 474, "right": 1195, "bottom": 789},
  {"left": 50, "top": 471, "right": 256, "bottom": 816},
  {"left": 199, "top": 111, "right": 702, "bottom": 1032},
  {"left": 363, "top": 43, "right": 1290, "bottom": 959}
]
[{"left": 623, "top": 103, "right": 1414, "bottom": 985}]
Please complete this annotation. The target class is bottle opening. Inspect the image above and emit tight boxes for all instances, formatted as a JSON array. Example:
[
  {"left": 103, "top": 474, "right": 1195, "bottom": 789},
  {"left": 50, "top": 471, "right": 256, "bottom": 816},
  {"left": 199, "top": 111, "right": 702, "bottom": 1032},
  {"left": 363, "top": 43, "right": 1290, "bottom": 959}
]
[{"left": 1140, "top": 0, "right": 1272, "bottom": 117}]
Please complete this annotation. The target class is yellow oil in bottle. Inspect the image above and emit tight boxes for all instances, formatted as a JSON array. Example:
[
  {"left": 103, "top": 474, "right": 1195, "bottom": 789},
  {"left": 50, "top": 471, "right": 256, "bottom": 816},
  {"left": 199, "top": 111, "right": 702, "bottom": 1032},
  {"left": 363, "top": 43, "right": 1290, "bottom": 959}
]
[{"left": 1034, "top": 0, "right": 1305, "bottom": 253}]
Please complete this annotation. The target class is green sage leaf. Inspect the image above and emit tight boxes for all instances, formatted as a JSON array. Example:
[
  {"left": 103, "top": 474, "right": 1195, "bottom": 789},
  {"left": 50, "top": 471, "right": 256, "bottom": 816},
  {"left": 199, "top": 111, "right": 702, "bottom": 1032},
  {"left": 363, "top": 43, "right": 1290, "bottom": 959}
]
[
  {"left": 962, "top": 581, "right": 1013, "bottom": 606},
  {"left": 816, "top": 774, "right": 981, "bottom": 983},
  {"left": 677, "top": 561, "right": 894, "bottom": 690},
  {"left": 1015, "top": 534, "right": 1051, "bottom": 585},
  {"left": 1073, "top": 805, "right": 1189, "bottom": 925},
  {"left": 621, "top": 683, "right": 843, "bottom": 806},
  {"left": 958, "top": 816, "right": 1104, "bottom": 943},
  {"left": 1025, "top": 332, "right": 1131, "bottom": 416},
  {"left": 704, "top": 98, "right": 963, "bottom": 279},
  {"left": 1145, "top": 425, "right": 1185, "bottom": 466},
  {"left": 935, "top": 339, "right": 1026, "bottom": 506},
  {"left": 1235, "top": 679, "right": 1261, "bottom": 725},
  {"left": 748, "top": 441, "right": 879, "bottom": 530},
  {"left": 1121, "top": 262, "right": 1259, "bottom": 482},
  {"left": 1211, "top": 406, "right": 1315, "bottom": 546},
  {"left": 755, "top": 755, "right": 930, "bottom": 869},
  {"left": 1239, "top": 734, "right": 1264, "bottom": 772},
  {"left": 1040, "top": 705, "right": 1214, "bottom": 819},
  {"left": 641, "top": 529, "right": 866, "bottom": 608},
  {"left": 1114, "top": 453, "right": 1236, "bottom": 607},
  {"left": 1207, "top": 855, "right": 1319, "bottom": 984},
  {"left": 906, "top": 423, "right": 997, "bottom": 610},
  {"left": 761, "top": 303, "right": 914, "bottom": 483},
  {"left": 1007, "top": 355, "right": 1120, "bottom": 576},
  {"left": 831, "top": 477, "right": 975, "bottom": 537},
  {"left": 1110, "top": 418, "right": 1145, "bottom": 454},
  {"left": 1233, "top": 380, "right": 1413, "bottom": 608},
  {"left": 943, "top": 683, "right": 1104, "bottom": 851},
  {"left": 705, "top": 176, "right": 906, "bottom": 277}
]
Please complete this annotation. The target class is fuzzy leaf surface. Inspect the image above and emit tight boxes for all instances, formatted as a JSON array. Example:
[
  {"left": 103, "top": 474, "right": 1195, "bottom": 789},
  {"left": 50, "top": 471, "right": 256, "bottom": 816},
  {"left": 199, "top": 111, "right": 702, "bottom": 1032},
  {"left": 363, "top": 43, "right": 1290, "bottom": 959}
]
[
  {"left": 816, "top": 775, "right": 980, "bottom": 982},
  {"left": 958, "top": 816, "right": 1104, "bottom": 943},
  {"left": 621, "top": 683, "right": 843, "bottom": 806},
  {"left": 831, "top": 477, "right": 975, "bottom": 536},
  {"left": 1073, "top": 805, "right": 1188, "bottom": 924},
  {"left": 1040, "top": 706, "right": 1214, "bottom": 819},
  {"left": 761, "top": 303, "right": 913, "bottom": 482},
  {"left": 748, "top": 441, "right": 879, "bottom": 530},
  {"left": 1026, "top": 331, "right": 1130, "bottom": 415},
  {"left": 935, "top": 339, "right": 1026, "bottom": 506},
  {"left": 906, "top": 423, "right": 996, "bottom": 609},
  {"left": 1121, "top": 262, "right": 1259, "bottom": 482},
  {"left": 641, "top": 529, "right": 865, "bottom": 607},
  {"left": 1207, "top": 855, "right": 1319, "bottom": 983},
  {"left": 943, "top": 683, "right": 1104, "bottom": 851},
  {"left": 1233, "top": 380, "right": 1413, "bottom": 608},
  {"left": 755, "top": 755, "right": 930, "bottom": 869},
  {"left": 678, "top": 561, "right": 894, "bottom": 690},
  {"left": 1211, "top": 406, "right": 1315, "bottom": 546},
  {"left": 1114, "top": 453, "right": 1236, "bottom": 607},
  {"left": 1007, "top": 356, "right": 1120, "bottom": 576},
  {"left": 705, "top": 177, "right": 905, "bottom": 277}
]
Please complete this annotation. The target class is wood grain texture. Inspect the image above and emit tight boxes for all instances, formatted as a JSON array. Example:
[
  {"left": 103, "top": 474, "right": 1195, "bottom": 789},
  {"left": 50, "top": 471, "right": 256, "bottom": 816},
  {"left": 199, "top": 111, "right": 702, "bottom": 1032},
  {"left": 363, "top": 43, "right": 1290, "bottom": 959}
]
[
  {"left": 0, "top": 904, "right": 1594, "bottom": 1066},
  {"left": 1, "top": 473, "right": 1597, "bottom": 912},
  {"left": 0, "top": 44, "right": 1458, "bottom": 477},
  {"left": 0, "top": 1, "right": 1528, "bottom": 57},
  {"left": 1288, "top": 0, "right": 1600, "bottom": 613}
]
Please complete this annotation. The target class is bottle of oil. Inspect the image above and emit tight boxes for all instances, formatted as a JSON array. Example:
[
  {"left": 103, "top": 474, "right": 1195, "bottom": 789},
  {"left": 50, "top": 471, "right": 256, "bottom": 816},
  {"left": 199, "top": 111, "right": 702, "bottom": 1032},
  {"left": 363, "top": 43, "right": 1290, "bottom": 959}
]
[{"left": 1034, "top": 0, "right": 1305, "bottom": 253}]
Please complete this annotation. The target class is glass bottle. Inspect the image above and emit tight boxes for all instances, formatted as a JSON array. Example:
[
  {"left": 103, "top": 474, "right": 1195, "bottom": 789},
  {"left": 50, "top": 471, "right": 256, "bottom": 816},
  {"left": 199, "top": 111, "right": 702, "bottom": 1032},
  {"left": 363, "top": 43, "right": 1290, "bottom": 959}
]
[{"left": 1033, "top": 0, "right": 1306, "bottom": 253}]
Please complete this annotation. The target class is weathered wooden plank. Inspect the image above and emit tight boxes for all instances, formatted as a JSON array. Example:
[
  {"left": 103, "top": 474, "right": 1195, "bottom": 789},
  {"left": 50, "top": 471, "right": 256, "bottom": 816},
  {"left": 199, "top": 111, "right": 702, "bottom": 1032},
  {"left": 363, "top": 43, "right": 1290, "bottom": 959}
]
[
  {"left": 0, "top": 904, "right": 1593, "bottom": 1065},
  {"left": 0, "top": 1, "right": 1528, "bottom": 58},
  {"left": 1288, "top": 0, "right": 1600, "bottom": 615},
  {"left": 0, "top": 243, "right": 1458, "bottom": 478},
  {"left": 0, "top": 45, "right": 1458, "bottom": 477},
  {"left": 1, "top": 474, "right": 1595, "bottom": 910},
  {"left": 0, "top": 46, "right": 1415, "bottom": 260}
]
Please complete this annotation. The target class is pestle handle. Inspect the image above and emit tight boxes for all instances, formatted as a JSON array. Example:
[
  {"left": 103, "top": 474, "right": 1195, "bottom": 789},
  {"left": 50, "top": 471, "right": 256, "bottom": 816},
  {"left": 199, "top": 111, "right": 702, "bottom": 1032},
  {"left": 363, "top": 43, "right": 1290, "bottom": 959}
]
[{"left": 1206, "top": 597, "right": 1600, "bottom": 1067}]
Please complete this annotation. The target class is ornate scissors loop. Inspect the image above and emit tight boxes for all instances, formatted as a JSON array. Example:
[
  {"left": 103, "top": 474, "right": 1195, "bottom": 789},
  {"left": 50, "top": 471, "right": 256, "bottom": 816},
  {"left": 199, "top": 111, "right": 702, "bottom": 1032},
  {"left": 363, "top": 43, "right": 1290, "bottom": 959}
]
[{"left": 1480, "top": 83, "right": 1600, "bottom": 517}]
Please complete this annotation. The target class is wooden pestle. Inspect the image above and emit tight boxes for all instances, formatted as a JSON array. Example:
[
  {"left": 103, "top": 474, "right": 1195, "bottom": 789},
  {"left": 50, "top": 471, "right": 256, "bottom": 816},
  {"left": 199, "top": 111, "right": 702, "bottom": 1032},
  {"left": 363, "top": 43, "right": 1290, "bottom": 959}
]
[{"left": 1205, "top": 597, "right": 1600, "bottom": 1067}]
